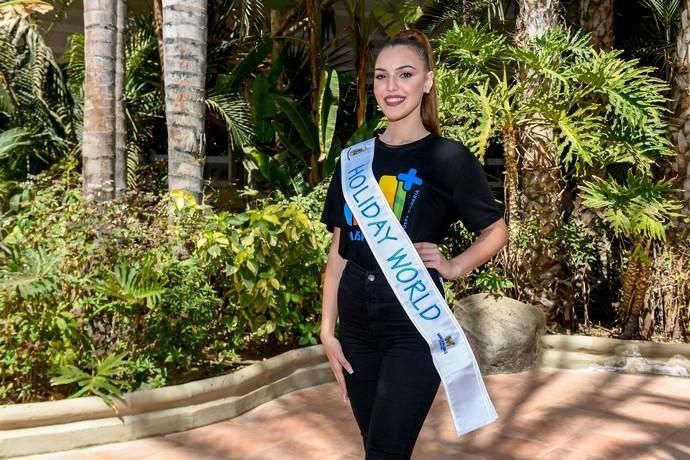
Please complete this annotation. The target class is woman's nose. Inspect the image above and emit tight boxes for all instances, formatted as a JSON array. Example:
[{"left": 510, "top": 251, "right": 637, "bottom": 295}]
[{"left": 386, "top": 76, "right": 398, "bottom": 91}]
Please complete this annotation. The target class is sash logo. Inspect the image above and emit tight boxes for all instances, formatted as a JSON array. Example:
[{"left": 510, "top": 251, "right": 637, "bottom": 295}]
[
  {"left": 346, "top": 145, "right": 368, "bottom": 160},
  {"left": 437, "top": 333, "right": 456, "bottom": 354}
]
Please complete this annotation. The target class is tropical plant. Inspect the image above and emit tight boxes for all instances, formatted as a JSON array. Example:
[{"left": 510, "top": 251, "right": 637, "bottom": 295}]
[
  {"left": 414, "top": 0, "right": 509, "bottom": 35},
  {"left": 621, "top": 0, "right": 682, "bottom": 83},
  {"left": 51, "top": 352, "right": 130, "bottom": 408},
  {"left": 581, "top": 171, "right": 683, "bottom": 337},
  {"left": 246, "top": 61, "right": 343, "bottom": 194},
  {"left": 0, "top": 13, "right": 75, "bottom": 208},
  {"left": 434, "top": 24, "right": 680, "bottom": 328}
]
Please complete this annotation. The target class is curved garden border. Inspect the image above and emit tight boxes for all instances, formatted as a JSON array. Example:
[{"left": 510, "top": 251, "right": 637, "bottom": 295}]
[
  {"left": 1, "top": 335, "right": 689, "bottom": 458},
  {"left": 0, "top": 345, "right": 332, "bottom": 459}
]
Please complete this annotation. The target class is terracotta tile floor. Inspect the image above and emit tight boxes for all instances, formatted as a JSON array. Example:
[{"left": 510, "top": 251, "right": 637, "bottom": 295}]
[{"left": 17, "top": 369, "right": 690, "bottom": 460}]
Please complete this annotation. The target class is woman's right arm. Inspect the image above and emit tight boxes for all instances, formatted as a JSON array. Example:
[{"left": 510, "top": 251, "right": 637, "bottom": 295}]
[{"left": 319, "top": 227, "right": 353, "bottom": 401}]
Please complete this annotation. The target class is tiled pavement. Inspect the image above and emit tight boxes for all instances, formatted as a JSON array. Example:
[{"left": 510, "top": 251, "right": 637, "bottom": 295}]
[{"left": 17, "top": 368, "right": 690, "bottom": 460}]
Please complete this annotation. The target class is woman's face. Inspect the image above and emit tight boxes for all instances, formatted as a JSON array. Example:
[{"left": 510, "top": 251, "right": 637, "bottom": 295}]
[{"left": 373, "top": 45, "right": 433, "bottom": 125}]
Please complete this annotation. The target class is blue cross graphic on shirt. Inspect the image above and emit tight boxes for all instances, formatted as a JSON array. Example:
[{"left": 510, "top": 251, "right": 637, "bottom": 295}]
[{"left": 397, "top": 169, "right": 422, "bottom": 191}]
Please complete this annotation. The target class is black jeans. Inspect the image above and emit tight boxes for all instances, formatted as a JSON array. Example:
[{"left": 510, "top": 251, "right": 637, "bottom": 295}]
[{"left": 337, "top": 260, "right": 444, "bottom": 460}]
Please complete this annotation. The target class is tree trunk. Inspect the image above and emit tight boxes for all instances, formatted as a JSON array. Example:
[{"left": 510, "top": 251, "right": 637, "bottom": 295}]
[
  {"left": 83, "top": 0, "right": 117, "bottom": 201},
  {"left": 516, "top": 0, "right": 561, "bottom": 46},
  {"left": 502, "top": 125, "right": 520, "bottom": 226},
  {"left": 162, "top": 0, "right": 208, "bottom": 203},
  {"left": 515, "top": 0, "right": 574, "bottom": 326},
  {"left": 306, "top": 0, "right": 321, "bottom": 185},
  {"left": 114, "top": 0, "right": 127, "bottom": 197},
  {"left": 579, "top": 0, "right": 615, "bottom": 51},
  {"left": 350, "top": 0, "right": 369, "bottom": 129},
  {"left": 619, "top": 241, "right": 652, "bottom": 339},
  {"left": 270, "top": 9, "right": 287, "bottom": 89},
  {"left": 356, "top": 47, "right": 368, "bottom": 128},
  {"left": 153, "top": 0, "right": 164, "bottom": 72},
  {"left": 562, "top": 0, "right": 580, "bottom": 27},
  {"left": 672, "top": 1, "right": 690, "bottom": 220}
]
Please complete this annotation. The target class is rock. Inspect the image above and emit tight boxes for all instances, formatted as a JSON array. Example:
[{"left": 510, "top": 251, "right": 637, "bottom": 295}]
[{"left": 453, "top": 293, "right": 545, "bottom": 375}]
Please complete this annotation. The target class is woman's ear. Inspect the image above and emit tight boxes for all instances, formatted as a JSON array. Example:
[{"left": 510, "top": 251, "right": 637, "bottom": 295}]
[{"left": 425, "top": 71, "right": 434, "bottom": 93}]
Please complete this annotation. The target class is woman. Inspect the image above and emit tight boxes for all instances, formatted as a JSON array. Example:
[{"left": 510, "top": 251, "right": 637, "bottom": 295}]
[{"left": 319, "top": 29, "right": 509, "bottom": 459}]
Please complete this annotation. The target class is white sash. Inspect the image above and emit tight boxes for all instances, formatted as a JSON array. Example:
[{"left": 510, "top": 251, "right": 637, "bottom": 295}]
[{"left": 340, "top": 138, "right": 497, "bottom": 435}]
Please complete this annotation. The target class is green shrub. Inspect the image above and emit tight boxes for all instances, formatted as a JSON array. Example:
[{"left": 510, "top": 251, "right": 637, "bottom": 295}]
[{"left": 0, "top": 162, "right": 329, "bottom": 403}]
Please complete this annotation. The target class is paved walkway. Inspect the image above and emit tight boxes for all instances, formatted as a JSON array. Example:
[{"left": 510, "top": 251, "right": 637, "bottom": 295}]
[{"left": 17, "top": 369, "right": 690, "bottom": 460}]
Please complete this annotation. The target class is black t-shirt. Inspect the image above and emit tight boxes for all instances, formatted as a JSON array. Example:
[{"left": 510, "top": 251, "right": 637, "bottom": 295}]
[{"left": 320, "top": 133, "right": 502, "bottom": 270}]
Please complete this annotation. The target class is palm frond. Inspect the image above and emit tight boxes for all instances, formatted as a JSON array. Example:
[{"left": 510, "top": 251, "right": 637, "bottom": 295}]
[
  {"left": 63, "top": 32, "right": 84, "bottom": 94},
  {"left": 0, "top": 127, "right": 32, "bottom": 161},
  {"left": 206, "top": 91, "right": 254, "bottom": 148},
  {"left": 414, "top": 0, "right": 507, "bottom": 35}
]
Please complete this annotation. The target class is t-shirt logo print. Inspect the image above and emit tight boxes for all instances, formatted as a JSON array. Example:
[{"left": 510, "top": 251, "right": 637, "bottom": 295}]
[{"left": 344, "top": 169, "right": 424, "bottom": 239}]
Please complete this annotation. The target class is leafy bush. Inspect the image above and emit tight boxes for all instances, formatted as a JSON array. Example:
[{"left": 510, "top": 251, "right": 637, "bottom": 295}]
[{"left": 0, "top": 161, "right": 329, "bottom": 403}]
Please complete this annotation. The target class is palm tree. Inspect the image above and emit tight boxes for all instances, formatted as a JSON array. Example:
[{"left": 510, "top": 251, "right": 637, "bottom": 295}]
[
  {"left": 581, "top": 173, "right": 683, "bottom": 338},
  {"left": 83, "top": 0, "right": 116, "bottom": 201},
  {"left": 579, "top": 0, "right": 615, "bottom": 51},
  {"left": 153, "top": 0, "right": 164, "bottom": 71},
  {"left": 162, "top": 0, "right": 208, "bottom": 203},
  {"left": 515, "top": 0, "right": 569, "bottom": 323},
  {"left": 515, "top": 0, "right": 561, "bottom": 45},
  {"left": 115, "top": 0, "right": 127, "bottom": 198},
  {"left": 672, "top": 0, "right": 690, "bottom": 219},
  {"left": 64, "top": 17, "right": 166, "bottom": 191}
]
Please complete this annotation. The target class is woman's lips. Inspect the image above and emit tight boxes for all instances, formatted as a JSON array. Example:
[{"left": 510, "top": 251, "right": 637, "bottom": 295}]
[{"left": 384, "top": 96, "right": 405, "bottom": 107}]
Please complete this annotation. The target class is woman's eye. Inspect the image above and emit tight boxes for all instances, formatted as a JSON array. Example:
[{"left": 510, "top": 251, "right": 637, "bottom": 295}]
[
  {"left": 401, "top": 72, "right": 413, "bottom": 78},
  {"left": 375, "top": 74, "right": 385, "bottom": 79}
]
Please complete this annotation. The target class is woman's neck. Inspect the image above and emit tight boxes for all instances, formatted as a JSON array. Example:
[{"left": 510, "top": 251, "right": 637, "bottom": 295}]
[{"left": 379, "top": 117, "right": 430, "bottom": 145}]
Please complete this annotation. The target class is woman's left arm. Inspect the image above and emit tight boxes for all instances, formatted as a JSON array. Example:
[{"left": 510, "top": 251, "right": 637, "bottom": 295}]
[{"left": 415, "top": 217, "right": 509, "bottom": 280}]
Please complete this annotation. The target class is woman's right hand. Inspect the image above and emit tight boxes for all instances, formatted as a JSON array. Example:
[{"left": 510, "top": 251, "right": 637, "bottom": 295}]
[{"left": 321, "top": 334, "right": 353, "bottom": 402}]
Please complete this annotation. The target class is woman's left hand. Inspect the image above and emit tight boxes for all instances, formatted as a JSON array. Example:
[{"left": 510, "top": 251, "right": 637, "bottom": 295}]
[{"left": 414, "top": 242, "right": 459, "bottom": 280}]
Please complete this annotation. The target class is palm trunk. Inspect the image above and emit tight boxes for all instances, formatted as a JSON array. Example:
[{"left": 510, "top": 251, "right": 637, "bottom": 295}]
[
  {"left": 153, "top": 0, "right": 164, "bottom": 73},
  {"left": 673, "top": 1, "right": 690, "bottom": 220},
  {"left": 515, "top": 0, "right": 572, "bottom": 325},
  {"left": 162, "top": 0, "right": 208, "bottom": 203},
  {"left": 83, "top": 0, "right": 117, "bottom": 201},
  {"left": 516, "top": 0, "right": 561, "bottom": 46},
  {"left": 502, "top": 125, "right": 520, "bottom": 226},
  {"left": 114, "top": 0, "right": 127, "bottom": 197},
  {"left": 580, "top": 0, "right": 615, "bottom": 51},
  {"left": 619, "top": 241, "right": 652, "bottom": 339}
]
